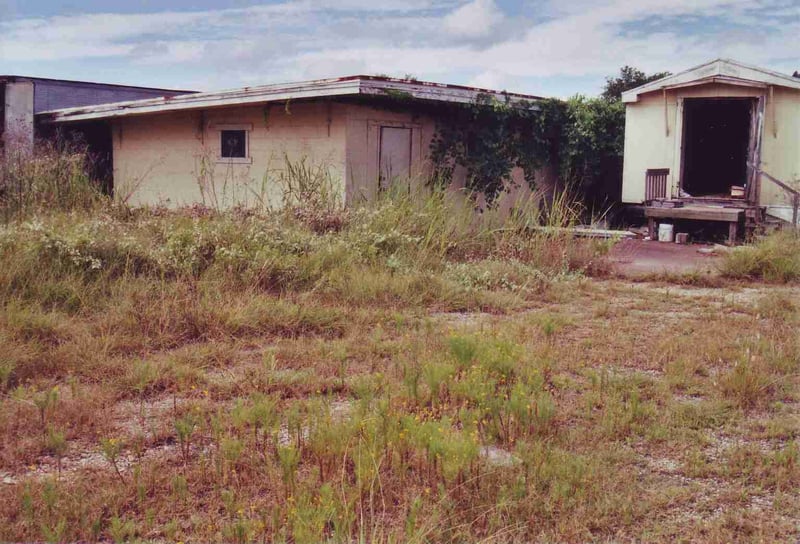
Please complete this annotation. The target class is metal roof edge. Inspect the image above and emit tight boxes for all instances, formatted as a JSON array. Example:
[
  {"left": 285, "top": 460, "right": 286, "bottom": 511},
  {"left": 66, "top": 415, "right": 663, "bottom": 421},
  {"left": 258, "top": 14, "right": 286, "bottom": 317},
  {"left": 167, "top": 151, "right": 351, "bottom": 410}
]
[
  {"left": 40, "top": 78, "right": 363, "bottom": 122},
  {"left": 359, "top": 79, "right": 540, "bottom": 108},
  {"left": 41, "top": 76, "right": 543, "bottom": 123}
]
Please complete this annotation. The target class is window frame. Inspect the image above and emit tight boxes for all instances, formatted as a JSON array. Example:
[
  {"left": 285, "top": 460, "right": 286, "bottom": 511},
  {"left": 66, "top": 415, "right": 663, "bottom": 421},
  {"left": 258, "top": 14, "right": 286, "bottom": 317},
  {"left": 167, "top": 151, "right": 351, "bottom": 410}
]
[{"left": 213, "top": 123, "right": 253, "bottom": 164}]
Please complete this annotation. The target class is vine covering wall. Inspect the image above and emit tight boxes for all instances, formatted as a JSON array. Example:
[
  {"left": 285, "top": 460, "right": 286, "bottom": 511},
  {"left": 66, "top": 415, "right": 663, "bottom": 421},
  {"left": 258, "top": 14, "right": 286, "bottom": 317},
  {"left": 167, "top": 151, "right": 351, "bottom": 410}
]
[{"left": 428, "top": 94, "right": 625, "bottom": 205}]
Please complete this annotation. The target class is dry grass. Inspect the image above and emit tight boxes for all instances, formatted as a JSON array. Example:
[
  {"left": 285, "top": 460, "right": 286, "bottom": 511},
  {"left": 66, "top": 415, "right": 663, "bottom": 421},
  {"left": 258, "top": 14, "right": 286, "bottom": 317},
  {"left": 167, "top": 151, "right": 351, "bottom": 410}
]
[
  {"left": 721, "top": 230, "right": 800, "bottom": 283},
  {"left": 2, "top": 261, "right": 799, "bottom": 542},
  {"left": 2, "top": 153, "right": 799, "bottom": 542}
]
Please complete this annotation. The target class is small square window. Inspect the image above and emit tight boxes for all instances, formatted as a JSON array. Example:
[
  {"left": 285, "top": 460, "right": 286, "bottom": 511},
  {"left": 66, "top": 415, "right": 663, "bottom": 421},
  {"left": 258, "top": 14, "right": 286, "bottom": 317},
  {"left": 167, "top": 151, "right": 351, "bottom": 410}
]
[{"left": 220, "top": 129, "right": 247, "bottom": 159}]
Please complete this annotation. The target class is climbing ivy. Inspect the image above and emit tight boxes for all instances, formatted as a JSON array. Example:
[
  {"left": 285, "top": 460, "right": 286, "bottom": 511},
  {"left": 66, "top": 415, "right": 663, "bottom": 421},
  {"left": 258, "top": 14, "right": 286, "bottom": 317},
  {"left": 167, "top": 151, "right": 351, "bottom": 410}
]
[
  {"left": 429, "top": 94, "right": 564, "bottom": 203},
  {"left": 429, "top": 94, "right": 625, "bottom": 205}
]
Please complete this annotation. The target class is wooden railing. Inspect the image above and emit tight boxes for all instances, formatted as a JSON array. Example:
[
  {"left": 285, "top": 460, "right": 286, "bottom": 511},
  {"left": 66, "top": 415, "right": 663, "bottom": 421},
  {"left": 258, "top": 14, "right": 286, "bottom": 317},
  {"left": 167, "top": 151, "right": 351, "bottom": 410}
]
[{"left": 748, "top": 163, "right": 799, "bottom": 228}]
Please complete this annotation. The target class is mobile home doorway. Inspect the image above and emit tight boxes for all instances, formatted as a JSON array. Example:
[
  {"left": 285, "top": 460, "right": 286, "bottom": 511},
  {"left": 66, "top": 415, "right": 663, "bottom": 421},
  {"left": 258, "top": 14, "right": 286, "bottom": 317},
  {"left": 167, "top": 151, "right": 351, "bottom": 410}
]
[{"left": 679, "top": 97, "right": 756, "bottom": 199}]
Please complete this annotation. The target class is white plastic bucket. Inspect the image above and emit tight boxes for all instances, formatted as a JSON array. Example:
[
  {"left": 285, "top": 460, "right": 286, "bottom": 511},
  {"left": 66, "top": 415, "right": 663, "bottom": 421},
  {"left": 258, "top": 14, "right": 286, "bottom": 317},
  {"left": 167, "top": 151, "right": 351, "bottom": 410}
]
[{"left": 658, "top": 223, "right": 674, "bottom": 242}]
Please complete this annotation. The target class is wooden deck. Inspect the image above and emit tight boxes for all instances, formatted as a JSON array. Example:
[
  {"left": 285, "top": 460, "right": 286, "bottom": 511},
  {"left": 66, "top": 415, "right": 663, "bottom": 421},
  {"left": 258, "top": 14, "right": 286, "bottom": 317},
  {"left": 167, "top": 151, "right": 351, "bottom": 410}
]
[{"left": 645, "top": 205, "right": 745, "bottom": 244}]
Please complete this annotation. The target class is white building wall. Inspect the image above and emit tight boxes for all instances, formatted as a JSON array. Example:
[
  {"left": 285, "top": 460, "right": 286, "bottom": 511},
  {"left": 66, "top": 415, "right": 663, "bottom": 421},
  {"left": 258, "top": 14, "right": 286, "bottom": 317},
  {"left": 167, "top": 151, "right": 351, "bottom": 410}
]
[
  {"left": 344, "top": 103, "right": 551, "bottom": 214},
  {"left": 622, "top": 82, "right": 800, "bottom": 208}
]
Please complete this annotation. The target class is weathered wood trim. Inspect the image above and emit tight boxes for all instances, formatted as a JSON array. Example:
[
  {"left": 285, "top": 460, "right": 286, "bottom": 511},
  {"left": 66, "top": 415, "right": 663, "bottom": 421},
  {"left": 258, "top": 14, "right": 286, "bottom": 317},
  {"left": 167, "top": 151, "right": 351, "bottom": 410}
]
[
  {"left": 645, "top": 207, "right": 744, "bottom": 222},
  {"left": 769, "top": 85, "right": 777, "bottom": 138},
  {"left": 673, "top": 98, "right": 685, "bottom": 198}
]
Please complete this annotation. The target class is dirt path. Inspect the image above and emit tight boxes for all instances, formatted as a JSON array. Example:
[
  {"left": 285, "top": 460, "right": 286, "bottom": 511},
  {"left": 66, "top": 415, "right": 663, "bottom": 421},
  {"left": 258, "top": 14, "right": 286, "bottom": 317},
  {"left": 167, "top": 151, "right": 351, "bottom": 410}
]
[{"left": 607, "top": 238, "right": 724, "bottom": 277}]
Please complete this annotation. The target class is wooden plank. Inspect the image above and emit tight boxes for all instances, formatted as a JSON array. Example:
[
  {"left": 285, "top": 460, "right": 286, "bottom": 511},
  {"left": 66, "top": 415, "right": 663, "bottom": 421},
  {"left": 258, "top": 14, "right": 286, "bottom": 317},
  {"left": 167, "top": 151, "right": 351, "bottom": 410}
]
[
  {"left": 754, "top": 99, "right": 765, "bottom": 205},
  {"left": 529, "top": 226, "right": 637, "bottom": 239},
  {"left": 728, "top": 221, "right": 738, "bottom": 245},
  {"left": 770, "top": 85, "right": 777, "bottom": 138},
  {"left": 756, "top": 167, "right": 799, "bottom": 197},
  {"left": 645, "top": 207, "right": 744, "bottom": 222}
]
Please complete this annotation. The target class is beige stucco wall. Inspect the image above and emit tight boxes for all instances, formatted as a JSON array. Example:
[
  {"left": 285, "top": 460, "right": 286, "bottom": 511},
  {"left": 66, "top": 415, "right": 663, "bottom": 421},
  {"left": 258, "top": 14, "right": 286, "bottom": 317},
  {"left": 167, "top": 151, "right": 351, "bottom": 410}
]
[
  {"left": 622, "top": 83, "right": 800, "bottom": 208},
  {"left": 343, "top": 102, "right": 551, "bottom": 214},
  {"left": 112, "top": 100, "right": 552, "bottom": 213},
  {"left": 113, "top": 101, "right": 348, "bottom": 208},
  {"left": 343, "top": 102, "right": 434, "bottom": 204}
]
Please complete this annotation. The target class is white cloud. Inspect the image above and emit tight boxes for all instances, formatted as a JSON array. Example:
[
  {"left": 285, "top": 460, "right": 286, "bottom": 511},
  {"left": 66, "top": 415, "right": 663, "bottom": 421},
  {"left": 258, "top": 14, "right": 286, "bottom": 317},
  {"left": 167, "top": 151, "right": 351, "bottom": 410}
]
[
  {"left": 468, "top": 70, "right": 510, "bottom": 90},
  {"left": 0, "top": 0, "right": 797, "bottom": 96},
  {"left": 443, "top": 0, "right": 504, "bottom": 38}
]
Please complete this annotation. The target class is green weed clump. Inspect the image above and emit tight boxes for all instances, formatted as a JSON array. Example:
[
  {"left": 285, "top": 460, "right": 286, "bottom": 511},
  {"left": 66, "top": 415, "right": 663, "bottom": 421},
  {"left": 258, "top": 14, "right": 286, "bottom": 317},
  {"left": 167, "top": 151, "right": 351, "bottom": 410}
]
[
  {"left": 0, "top": 180, "right": 605, "bottom": 328},
  {"left": 721, "top": 230, "right": 800, "bottom": 282}
]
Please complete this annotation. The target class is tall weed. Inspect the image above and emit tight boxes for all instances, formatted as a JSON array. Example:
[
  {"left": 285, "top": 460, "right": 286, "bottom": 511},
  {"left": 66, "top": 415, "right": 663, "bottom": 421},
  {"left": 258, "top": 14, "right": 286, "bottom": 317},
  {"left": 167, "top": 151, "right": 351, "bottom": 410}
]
[{"left": 0, "top": 140, "right": 106, "bottom": 221}]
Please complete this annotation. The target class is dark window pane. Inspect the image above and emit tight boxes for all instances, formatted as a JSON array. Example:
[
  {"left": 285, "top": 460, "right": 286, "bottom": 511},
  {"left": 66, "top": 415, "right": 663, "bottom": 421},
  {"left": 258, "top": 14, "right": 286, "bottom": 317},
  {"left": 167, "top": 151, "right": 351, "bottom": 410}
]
[{"left": 220, "top": 130, "right": 246, "bottom": 158}]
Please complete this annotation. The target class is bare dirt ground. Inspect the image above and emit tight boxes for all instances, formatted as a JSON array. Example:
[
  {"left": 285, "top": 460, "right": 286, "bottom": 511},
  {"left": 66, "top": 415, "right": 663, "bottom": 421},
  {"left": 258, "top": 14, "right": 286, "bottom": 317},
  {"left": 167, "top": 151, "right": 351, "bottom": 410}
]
[{"left": 607, "top": 238, "right": 724, "bottom": 277}]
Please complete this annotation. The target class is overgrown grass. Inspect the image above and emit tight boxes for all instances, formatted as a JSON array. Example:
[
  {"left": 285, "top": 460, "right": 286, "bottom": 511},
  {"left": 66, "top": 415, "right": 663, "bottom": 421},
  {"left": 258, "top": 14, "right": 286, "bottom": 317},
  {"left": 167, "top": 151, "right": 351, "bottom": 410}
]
[
  {"left": 3, "top": 148, "right": 799, "bottom": 542},
  {"left": 0, "top": 149, "right": 610, "bottom": 397},
  {"left": 0, "top": 140, "right": 103, "bottom": 221},
  {"left": 721, "top": 230, "right": 800, "bottom": 282}
]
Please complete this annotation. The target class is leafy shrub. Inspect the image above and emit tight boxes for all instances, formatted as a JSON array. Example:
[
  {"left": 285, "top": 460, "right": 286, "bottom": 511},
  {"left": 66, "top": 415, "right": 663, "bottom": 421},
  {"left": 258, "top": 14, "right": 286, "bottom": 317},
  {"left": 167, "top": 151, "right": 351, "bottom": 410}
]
[{"left": 558, "top": 96, "right": 625, "bottom": 200}]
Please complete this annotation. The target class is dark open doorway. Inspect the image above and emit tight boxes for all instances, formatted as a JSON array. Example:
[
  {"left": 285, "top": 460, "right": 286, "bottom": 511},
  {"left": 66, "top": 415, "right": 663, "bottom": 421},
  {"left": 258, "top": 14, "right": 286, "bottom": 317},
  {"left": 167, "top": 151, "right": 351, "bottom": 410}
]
[{"left": 681, "top": 98, "right": 753, "bottom": 197}]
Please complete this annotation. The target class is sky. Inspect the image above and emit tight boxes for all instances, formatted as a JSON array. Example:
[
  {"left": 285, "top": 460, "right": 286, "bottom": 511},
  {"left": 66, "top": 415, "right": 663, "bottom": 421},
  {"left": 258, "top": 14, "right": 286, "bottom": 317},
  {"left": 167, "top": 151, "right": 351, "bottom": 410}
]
[{"left": 0, "top": 0, "right": 798, "bottom": 97}]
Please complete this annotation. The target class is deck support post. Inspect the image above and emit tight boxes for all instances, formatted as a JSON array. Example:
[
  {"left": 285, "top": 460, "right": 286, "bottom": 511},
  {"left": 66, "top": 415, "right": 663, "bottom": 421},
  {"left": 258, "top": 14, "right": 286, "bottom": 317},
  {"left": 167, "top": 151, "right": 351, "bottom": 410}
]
[
  {"left": 728, "top": 221, "right": 738, "bottom": 246},
  {"left": 645, "top": 205, "right": 745, "bottom": 245}
]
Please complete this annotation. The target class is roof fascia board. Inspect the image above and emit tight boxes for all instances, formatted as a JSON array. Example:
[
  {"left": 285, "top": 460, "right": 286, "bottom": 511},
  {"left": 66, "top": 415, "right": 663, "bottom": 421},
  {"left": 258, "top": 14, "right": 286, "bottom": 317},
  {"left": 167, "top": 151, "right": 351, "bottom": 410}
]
[
  {"left": 719, "top": 58, "right": 800, "bottom": 85},
  {"left": 623, "top": 59, "right": 800, "bottom": 103},
  {"left": 661, "top": 76, "right": 768, "bottom": 91},
  {"left": 622, "top": 59, "right": 720, "bottom": 103},
  {"left": 0, "top": 74, "right": 193, "bottom": 93}
]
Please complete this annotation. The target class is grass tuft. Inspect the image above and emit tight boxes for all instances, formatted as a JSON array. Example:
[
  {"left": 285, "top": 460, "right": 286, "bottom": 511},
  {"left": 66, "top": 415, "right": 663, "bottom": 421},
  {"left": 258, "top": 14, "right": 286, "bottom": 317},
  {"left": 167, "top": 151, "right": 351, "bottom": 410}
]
[{"left": 721, "top": 230, "right": 800, "bottom": 282}]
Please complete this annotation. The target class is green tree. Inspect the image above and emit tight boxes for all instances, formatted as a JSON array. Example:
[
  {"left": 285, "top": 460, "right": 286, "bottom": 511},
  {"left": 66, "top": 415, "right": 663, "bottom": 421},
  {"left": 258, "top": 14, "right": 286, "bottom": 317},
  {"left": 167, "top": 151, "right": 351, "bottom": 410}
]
[
  {"left": 558, "top": 96, "right": 625, "bottom": 199},
  {"left": 601, "top": 66, "right": 671, "bottom": 101},
  {"left": 427, "top": 66, "right": 670, "bottom": 206}
]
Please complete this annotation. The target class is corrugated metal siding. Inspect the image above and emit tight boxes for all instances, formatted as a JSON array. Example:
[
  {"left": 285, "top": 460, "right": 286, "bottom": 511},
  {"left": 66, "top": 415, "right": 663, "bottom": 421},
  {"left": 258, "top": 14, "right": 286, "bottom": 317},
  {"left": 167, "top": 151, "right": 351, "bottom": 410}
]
[{"left": 33, "top": 81, "right": 187, "bottom": 113}]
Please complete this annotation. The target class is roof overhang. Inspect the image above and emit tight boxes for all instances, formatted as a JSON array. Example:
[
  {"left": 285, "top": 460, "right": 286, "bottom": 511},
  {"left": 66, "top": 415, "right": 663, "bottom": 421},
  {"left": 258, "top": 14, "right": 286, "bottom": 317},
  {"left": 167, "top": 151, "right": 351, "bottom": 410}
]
[
  {"left": 622, "top": 58, "right": 800, "bottom": 103},
  {"left": 40, "top": 76, "right": 542, "bottom": 123}
]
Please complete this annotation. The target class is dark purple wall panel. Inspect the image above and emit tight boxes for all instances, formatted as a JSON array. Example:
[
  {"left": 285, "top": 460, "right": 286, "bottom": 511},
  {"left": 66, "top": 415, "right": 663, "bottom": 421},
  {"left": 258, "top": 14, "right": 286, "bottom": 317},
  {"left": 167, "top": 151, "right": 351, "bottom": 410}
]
[{"left": 33, "top": 80, "right": 190, "bottom": 113}]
